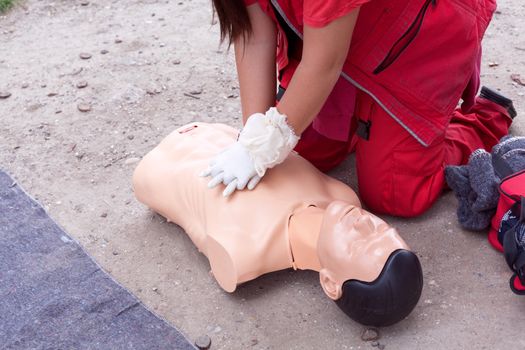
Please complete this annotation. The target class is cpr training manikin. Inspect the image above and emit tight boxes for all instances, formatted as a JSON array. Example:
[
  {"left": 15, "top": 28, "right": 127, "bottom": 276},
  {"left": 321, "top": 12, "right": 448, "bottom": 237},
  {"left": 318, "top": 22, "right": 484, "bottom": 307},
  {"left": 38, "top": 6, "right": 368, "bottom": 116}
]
[{"left": 132, "top": 122, "right": 423, "bottom": 326}]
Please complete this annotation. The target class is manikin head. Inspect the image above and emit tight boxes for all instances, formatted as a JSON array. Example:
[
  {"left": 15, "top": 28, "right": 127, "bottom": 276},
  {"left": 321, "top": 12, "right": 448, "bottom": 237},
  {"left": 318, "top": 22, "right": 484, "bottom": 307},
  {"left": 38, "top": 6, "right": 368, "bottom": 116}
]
[{"left": 317, "top": 201, "right": 423, "bottom": 326}]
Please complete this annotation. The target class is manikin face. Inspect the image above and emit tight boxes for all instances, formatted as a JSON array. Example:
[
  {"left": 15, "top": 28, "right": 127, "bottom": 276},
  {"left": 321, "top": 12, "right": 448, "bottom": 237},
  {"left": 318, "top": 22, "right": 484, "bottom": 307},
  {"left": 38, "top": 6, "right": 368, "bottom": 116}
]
[{"left": 317, "top": 201, "right": 408, "bottom": 300}]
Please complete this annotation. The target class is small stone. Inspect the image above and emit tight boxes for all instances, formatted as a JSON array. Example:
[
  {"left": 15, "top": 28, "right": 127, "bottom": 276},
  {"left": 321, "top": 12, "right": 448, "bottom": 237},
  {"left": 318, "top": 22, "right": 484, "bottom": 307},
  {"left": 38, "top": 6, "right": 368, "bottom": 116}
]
[
  {"left": 251, "top": 339, "right": 259, "bottom": 346},
  {"left": 55, "top": 110, "right": 62, "bottom": 114},
  {"left": 189, "top": 87, "right": 202, "bottom": 95},
  {"left": 159, "top": 42, "right": 166, "bottom": 47},
  {"left": 69, "top": 67, "right": 83, "bottom": 76},
  {"left": 100, "top": 49, "right": 109, "bottom": 54},
  {"left": 77, "top": 102, "right": 92, "bottom": 112},
  {"left": 172, "top": 59, "right": 181, "bottom": 65},
  {"left": 80, "top": 0, "right": 89, "bottom": 6},
  {"left": 371, "top": 341, "right": 380, "bottom": 347},
  {"left": 125, "top": 157, "right": 141, "bottom": 165},
  {"left": 27, "top": 103, "right": 44, "bottom": 112},
  {"left": 100, "top": 212, "right": 108, "bottom": 218},
  {"left": 511, "top": 73, "right": 525, "bottom": 86},
  {"left": 112, "top": 251, "right": 119, "bottom": 255},
  {"left": 361, "top": 328, "right": 380, "bottom": 342},
  {"left": 146, "top": 87, "right": 162, "bottom": 95},
  {"left": 76, "top": 81, "right": 88, "bottom": 89},
  {"left": 79, "top": 52, "right": 92, "bottom": 60},
  {"left": 40, "top": 84, "right": 47, "bottom": 88},
  {"left": 488, "top": 62, "right": 499, "bottom": 67},
  {"left": 0, "top": 91, "right": 11, "bottom": 99},
  {"left": 195, "top": 335, "right": 211, "bottom": 350},
  {"left": 47, "top": 92, "right": 58, "bottom": 97},
  {"left": 21, "top": 82, "right": 29, "bottom": 89},
  {"left": 152, "top": 287, "right": 158, "bottom": 292},
  {"left": 127, "top": 134, "right": 135, "bottom": 140},
  {"left": 115, "top": 38, "right": 123, "bottom": 44}
]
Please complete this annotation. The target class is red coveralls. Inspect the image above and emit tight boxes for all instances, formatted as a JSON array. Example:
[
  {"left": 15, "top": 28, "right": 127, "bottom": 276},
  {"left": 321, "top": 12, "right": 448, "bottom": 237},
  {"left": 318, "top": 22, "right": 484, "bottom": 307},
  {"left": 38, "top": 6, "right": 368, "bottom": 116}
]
[{"left": 244, "top": 0, "right": 513, "bottom": 217}]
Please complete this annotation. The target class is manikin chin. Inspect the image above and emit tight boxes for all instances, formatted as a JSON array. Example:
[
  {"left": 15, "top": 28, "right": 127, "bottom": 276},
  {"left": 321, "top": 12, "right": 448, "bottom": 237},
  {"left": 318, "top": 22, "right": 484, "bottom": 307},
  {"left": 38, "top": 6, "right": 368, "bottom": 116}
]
[{"left": 133, "top": 122, "right": 423, "bottom": 327}]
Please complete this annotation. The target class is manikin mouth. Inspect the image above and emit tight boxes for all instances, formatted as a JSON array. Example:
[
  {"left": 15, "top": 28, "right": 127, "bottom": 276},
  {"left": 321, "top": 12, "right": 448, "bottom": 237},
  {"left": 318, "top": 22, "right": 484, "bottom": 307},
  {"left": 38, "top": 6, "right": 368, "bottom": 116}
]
[{"left": 334, "top": 249, "right": 423, "bottom": 327}]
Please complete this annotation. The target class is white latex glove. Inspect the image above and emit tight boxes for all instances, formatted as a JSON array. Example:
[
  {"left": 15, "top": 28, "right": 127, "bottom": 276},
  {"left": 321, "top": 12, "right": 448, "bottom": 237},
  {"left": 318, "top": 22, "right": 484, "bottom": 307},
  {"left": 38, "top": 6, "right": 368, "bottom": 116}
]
[
  {"left": 199, "top": 142, "right": 262, "bottom": 197},
  {"left": 200, "top": 107, "right": 299, "bottom": 197}
]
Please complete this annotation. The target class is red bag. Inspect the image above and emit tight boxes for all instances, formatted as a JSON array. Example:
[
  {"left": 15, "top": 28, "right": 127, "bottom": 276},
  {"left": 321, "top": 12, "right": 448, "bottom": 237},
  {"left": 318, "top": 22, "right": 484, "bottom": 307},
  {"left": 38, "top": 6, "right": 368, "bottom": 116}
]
[{"left": 489, "top": 154, "right": 525, "bottom": 295}]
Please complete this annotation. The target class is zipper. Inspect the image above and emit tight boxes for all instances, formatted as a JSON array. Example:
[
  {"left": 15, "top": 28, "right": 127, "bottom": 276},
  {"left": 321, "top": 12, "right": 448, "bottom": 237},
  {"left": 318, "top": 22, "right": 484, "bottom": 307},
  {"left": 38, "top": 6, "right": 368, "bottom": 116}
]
[
  {"left": 272, "top": 2, "right": 300, "bottom": 59},
  {"left": 373, "top": 0, "right": 437, "bottom": 75},
  {"left": 499, "top": 168, "right": 525, "bottom": 201}
]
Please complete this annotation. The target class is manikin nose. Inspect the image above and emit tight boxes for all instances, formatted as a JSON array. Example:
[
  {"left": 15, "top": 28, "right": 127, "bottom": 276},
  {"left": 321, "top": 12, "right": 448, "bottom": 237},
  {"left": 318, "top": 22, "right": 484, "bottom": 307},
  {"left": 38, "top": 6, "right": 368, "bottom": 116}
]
[{"left": 334, "top": 249, "right": 423, "bottom": 327}]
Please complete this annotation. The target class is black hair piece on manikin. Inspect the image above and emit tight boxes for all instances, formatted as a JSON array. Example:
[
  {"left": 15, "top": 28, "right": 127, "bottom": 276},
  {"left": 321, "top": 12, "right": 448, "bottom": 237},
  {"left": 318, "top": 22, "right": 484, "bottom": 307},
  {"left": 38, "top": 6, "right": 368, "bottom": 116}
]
[{"left": 335, "top": 249, "right": 423, "bottom": 327}]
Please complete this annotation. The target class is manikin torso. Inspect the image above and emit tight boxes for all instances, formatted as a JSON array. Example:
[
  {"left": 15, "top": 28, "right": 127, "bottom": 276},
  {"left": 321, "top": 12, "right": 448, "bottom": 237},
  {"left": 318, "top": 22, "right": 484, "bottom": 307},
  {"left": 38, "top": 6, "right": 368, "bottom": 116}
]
[{"left": 133, "top": 122, "right": 367, "bottom": 290}]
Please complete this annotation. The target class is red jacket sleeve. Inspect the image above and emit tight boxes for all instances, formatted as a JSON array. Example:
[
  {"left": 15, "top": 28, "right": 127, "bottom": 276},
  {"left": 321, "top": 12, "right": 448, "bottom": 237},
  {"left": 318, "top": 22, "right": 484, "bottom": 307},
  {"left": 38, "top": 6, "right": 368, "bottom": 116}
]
[{"left": 303, "top": 0, "right": 371, "bottom": 27}]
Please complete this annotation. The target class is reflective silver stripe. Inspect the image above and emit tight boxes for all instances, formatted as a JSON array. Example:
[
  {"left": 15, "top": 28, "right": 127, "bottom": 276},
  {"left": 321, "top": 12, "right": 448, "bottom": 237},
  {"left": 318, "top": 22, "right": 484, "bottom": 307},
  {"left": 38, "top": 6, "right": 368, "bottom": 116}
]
[
  {"left": 270, "top": 0, "right": 428, "bottom": 147},
  {"left": 340, "top": 72, "right": 428, "bottom": 146},
  {"left": 271, "top": 0, "right": 304, "bottom": 39}
]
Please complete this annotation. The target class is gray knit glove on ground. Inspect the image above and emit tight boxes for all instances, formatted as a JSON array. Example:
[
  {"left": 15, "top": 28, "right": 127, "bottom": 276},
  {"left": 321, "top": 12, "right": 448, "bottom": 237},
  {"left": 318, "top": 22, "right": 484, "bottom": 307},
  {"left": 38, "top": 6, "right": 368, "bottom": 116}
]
[
  {"left": 492, "top": 135, "right": 525, "bottom": 171},
  {"left": 445, "top": 136, "right": 525, "bottom": 231}
]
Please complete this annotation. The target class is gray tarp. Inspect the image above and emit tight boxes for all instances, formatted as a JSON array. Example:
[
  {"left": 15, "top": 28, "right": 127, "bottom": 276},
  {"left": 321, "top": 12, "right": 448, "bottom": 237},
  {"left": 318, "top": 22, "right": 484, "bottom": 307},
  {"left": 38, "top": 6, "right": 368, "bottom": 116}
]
[{"left": 0, "top": 170, "right": 195, "bottom": 350}]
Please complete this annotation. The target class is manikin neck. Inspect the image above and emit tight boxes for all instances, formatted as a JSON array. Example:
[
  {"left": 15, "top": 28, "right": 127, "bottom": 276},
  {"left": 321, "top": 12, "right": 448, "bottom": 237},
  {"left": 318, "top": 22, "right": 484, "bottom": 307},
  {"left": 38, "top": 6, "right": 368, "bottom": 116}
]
[{"left": 288, "top": 205, "right": 324, "bottom": 272}]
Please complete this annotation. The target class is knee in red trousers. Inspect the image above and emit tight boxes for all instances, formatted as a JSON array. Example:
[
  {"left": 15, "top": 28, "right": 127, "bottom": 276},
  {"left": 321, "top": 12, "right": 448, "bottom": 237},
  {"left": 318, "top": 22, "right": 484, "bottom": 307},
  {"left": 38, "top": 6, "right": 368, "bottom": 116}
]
[
  {"left": 354, "top": 92, "right": 512, "bottom": 218},
  {"left": 354, "top": 92, "right": 448, "bottom": 218},
  {"left": 294, "top": 91, "right": 512, "bottom": 217},
  {"left": 356, "top": 134, "right": 446, "bottom": 218}
]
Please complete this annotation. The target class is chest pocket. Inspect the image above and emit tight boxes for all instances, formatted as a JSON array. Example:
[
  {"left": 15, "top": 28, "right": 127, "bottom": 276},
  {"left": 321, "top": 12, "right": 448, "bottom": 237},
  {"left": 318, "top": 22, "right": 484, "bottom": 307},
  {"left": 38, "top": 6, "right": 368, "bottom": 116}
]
[{"left": 355, "top": 0, "right": 480, "bottom": 115}]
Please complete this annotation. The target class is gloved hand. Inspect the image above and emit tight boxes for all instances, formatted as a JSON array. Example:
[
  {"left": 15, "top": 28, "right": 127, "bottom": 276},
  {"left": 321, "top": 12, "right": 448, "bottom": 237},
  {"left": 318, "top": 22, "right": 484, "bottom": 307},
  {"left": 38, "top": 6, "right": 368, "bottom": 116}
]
[
  {"left": 199, "top": 142, "right": 262, "bottom": 197},
  {"left": 200, "top": 107, "right": 300, "bottom": 197}
]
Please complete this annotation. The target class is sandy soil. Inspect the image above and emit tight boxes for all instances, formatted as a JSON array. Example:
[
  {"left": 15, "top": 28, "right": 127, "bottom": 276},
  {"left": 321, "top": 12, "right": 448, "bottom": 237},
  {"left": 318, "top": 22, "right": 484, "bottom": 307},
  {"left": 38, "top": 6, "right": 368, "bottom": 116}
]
[{"left": 1, "top": 0, "right": 524, "bottom": 349}]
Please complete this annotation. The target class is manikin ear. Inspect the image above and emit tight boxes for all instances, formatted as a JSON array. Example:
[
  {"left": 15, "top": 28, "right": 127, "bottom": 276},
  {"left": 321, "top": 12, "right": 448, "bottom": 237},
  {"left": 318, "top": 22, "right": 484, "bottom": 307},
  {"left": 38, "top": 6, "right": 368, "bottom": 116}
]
[{"left": 319, "top": 269, "right": 342, "bottom": 300}]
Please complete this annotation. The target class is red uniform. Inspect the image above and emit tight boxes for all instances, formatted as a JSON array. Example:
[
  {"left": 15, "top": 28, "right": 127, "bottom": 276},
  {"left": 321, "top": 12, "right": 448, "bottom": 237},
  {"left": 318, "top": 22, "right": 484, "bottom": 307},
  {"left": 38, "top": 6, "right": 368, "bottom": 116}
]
[{"left": 244, "top": 0, "right": 512, "bottom": 217}]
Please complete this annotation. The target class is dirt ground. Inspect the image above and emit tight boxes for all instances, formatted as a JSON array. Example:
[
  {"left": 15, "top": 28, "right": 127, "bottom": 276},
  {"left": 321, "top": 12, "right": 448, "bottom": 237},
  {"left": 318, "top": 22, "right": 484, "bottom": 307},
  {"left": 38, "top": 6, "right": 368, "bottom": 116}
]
[{"left": 1, "top": 0, "right": 524, "bottom": 349}]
